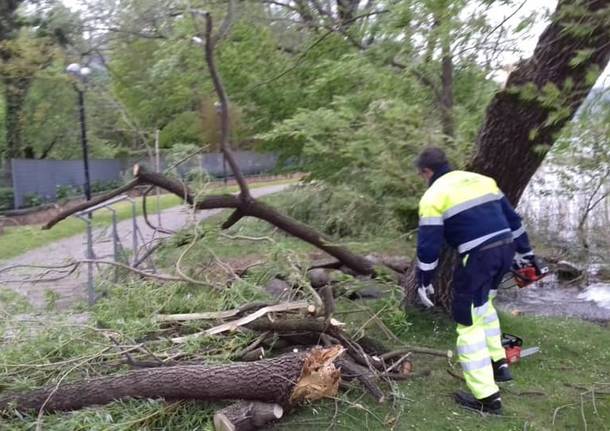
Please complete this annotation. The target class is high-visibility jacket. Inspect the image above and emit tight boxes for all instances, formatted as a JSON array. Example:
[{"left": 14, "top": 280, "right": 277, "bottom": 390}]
[{"left": 416, "top": 169, "right": 531, "bottom": 287}]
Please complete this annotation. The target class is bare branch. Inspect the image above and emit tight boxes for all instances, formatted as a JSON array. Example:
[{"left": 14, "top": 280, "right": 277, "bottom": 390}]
[
  {"left": 198, "top": 12, "right": 252, "bottom": 199},
  {"left": 42, "top": 178, "right": 141, "bottom": 229},
  {"left": 214, "top": 0, "right": 237, "bottom": 44}
]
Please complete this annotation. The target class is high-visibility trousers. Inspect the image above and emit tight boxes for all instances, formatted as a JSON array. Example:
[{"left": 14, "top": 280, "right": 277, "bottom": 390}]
[
  {"left": 486, "top": 289, "right": 505, "bottom": 362},
  {"left": 456, "top": 300, "right": 501, "bottom": 399}
]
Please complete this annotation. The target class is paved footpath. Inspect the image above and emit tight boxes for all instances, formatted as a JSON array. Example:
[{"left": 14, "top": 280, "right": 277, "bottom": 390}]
[{"left": 0, "top": 184, "right": 288, "bottom": 310}]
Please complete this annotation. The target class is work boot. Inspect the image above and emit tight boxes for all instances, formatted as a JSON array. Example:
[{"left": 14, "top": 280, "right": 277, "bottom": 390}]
[
  {"left": 492, "top": 359, "right": 513, "bottom": 382},
  {"left": 454, "top": 390, "right": 502, "bottom": 415}
]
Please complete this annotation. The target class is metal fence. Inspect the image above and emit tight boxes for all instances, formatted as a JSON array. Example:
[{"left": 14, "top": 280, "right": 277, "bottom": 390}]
[
  {"left": 7, "top": 152, "right": 280, "bottom": 209},
  {"left": 11, "top": 158, "right": 127, "bottom": 208}
]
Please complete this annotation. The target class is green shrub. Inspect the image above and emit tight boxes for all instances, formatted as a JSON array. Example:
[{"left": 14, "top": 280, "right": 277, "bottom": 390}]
[
  {"left": 23, "top": 192, "right": 44, "bottom": 208},
  {"left": 281, "top": 182, "right": 406, "bottom": 238},
  {"left": 56, "top": 184, "right": 79, "bottom": 200},
  {"left": 90, "top": 179, "right": 122, "bottom": 193},
  {"left": 0, "top": 187, "right": 14, "bottom": 210}
]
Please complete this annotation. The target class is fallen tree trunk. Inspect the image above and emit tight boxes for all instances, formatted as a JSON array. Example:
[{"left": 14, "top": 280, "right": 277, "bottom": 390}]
[
  {"left": 0, "top": 347, "right": 343, "bottom": 414},
  {"left": 42, "top": 165, "right": 373, "bottom": 276}
]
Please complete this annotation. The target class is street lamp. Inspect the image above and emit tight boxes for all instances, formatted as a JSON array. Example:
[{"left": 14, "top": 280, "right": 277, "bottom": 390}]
[
  {"left": 66, "top": 63, "right": 92, "bottom": 201},
  {"left": 67, "top": 63, "right": 95, "bottom": 305}
]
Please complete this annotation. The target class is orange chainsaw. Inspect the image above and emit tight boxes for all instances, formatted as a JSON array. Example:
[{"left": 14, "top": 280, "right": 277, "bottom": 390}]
[
  {"left": 500, "top": 259, "right": 550, "bottom": 289},
  {"left": 502, "top": 333, "right": 540, "bottom": 363}
]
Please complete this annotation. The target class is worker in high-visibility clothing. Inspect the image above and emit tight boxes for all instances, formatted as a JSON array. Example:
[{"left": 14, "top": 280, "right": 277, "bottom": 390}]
[{"left": 414, "top": 147, "right": 542, "bottom": 414}]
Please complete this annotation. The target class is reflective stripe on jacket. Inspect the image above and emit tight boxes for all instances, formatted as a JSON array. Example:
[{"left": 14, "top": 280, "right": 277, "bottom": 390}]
[{"left": 416, "top": 170, "right": 531, "bottom": 286}]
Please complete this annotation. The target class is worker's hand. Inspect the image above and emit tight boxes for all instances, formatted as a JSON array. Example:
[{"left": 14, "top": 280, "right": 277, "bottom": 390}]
[
  {"left": 417, "top": 284, "right": 435, "bottom": 308},
  {"left": 513, "top": 251, "right": 542, "bottom": 276}
]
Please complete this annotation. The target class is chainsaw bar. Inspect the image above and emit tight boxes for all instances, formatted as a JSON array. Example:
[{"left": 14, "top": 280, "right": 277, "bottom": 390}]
[
  {"left": 499, "top": 265, "right": 550, "bottom": 290},
  {"left": 520, "top": 347, "right": 540, "bottom": 358}
]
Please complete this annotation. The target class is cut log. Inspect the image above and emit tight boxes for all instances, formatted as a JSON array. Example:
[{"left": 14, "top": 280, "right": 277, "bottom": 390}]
[
  {"left": 213, "top": 402, "right": 283, "bottom": 431},
  {"left": 0, "top": 347, "right": 344, "bottom": 414}
]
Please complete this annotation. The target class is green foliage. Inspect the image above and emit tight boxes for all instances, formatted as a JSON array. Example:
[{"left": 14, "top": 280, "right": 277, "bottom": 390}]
[
  {"left": 23, "top": 192, "right": 44, "bottom": 207},
  {"left": 569, "top": 48, "right": 595, "bottom": 67},
  {"left": 55, "top": 183, "right": 78, "bottom": 200},
  {"left": 551, "top": 97, "right": 610, "bottom": 194},
  {"left": 0, "top": 187, "right": 14, "bottom": 210},
  {"left": 282, "top": 182, "right": 405, "bottom": 238},
  {"left": 90, "top": 179, "right": 123, "bottom": 194},
  {"left": 258, "top": 49, "right": 492, "bottom": 230},
  {"left": 159, "top": 111, "right": 203, "bottom": 148}
]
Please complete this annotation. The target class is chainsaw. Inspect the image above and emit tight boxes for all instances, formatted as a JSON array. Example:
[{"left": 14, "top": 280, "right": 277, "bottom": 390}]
[
  {"left": 502, "top": 333, "right": 540, "bottom": 364},
  {"left": 499, "top": 259, "right": 550, "bottom": 289}
]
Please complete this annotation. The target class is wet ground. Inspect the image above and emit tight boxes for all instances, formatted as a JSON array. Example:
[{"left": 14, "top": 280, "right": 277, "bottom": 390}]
[{"left": 495, "top": 274, "right": 610, "bottom": 322}]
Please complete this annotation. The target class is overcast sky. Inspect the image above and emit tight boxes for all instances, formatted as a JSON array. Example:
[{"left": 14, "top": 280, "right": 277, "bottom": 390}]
[{"left": 60, "top": 0, "right": 608, "bottom": 88}]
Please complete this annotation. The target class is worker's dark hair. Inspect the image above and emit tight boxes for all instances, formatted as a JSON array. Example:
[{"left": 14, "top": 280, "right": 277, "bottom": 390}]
[{"left": 414, "top": 147, "right": 448, "bottom": 172}]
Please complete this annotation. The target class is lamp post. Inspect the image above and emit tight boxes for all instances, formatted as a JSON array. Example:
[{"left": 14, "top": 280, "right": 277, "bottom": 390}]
[
  {"left": 67, "top": 63, "right": 95, "bottom": 305},
  {"left": 66, "top": 63, "right": 92, "bottom": 201}
]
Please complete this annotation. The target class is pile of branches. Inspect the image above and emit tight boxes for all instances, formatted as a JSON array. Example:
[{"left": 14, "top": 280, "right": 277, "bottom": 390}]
[
  {"left": 0, "top": 296, "right": 450, "bottom": 430},
  {"left": 0, "top": 8, "right": 451, "bottom": 430}
]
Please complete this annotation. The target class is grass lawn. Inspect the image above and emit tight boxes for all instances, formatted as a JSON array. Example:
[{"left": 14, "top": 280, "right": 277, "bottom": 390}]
[
  {"left": 0, "top": 178, "right": 298, "bottom": 262},
  {"left": 0, "top": 190, "right": 608, "bottom": 430}
]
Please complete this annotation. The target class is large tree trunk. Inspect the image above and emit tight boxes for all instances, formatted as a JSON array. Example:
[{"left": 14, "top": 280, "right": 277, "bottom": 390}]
[
  {"left": 0, "top": 347, "right": 343, "bottom": 413},
  {"left": 471, "top": 0, "right": 610, "bottom": 204},
  {"left": 3, "top": 76, "right": 32, "bottom": 160},
  {"left": 440, "top": 42, "right": 454, "bottom": 142},
  {"left": 0, "top": 1, "right": 21, "bottom": 41},
  {"left": 1, "top": 1, "right": 29, "bottom": 160},
  {"left": 405, "top": 0, "right": 610, "bottom": 310}
]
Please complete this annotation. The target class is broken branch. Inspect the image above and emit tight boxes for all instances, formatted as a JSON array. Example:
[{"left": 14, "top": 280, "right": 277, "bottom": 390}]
[
  {"left": 42, "top": 165, "right": 374, "bottom": 276},
  {"left": 171, "top": 302, "right": 312, "bottom": 343}
]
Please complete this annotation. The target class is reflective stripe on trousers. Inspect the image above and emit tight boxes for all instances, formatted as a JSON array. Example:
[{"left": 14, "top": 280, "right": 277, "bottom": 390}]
[
  {"left": 486, "top": 291, "right": 505, "bottom": 362},
  {"left": 456, "top": 301, "right": 500, "bottom": 399}
]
